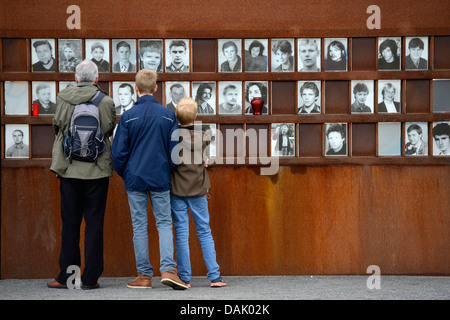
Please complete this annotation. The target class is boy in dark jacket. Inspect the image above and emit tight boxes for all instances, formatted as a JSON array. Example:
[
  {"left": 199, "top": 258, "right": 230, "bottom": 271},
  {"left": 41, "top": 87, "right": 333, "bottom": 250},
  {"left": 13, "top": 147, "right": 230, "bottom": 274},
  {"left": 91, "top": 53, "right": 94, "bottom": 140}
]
[
  {"left": 171, "top": 97, "right": 226, "bottom": 288},
  {"left": 112, "top": 69, "right": 187, "bottom": 290}
]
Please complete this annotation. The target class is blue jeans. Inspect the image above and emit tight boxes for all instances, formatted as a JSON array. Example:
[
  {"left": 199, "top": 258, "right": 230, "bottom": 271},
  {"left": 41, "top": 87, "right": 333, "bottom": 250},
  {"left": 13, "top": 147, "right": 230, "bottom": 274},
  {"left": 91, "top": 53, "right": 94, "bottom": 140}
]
[
  {"left": 127, "top": 190, "right": 176, "bottom": 276},
  {"left": 171, "top": 194, "right": 220, "bottom": 282}
]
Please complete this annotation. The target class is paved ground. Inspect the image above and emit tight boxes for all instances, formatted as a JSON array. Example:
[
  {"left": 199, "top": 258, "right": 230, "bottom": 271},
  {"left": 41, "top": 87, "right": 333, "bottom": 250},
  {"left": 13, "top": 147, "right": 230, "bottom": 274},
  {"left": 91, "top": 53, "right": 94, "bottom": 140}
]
[{"left": 0, "top": 275, "right": 448, "bottom": 300}]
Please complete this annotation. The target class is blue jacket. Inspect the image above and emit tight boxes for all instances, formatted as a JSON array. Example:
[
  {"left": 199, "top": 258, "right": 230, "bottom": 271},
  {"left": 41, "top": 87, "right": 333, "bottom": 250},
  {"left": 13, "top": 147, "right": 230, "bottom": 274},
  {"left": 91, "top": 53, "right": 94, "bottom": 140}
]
[{"left": 112, "top": 95, "right": 179, "bottom": 192}]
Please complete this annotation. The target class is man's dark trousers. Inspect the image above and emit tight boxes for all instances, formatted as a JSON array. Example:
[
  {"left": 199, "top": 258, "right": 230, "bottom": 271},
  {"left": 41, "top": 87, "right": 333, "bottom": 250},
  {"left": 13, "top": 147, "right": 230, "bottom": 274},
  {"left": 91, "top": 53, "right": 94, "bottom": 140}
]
[{"left": 56, "top": 177, "right": 109, "bottom": 287}]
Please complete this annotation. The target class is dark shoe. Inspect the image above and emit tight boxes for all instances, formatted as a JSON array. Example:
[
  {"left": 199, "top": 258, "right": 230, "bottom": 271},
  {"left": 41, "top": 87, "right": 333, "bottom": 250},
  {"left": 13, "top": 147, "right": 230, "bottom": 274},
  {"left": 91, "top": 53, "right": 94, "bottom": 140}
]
[
  {"left": 47, "top": 279, "right": 67, "bottom": 289},
  {"left": 161, "top": 268, "right": 188, "bottom": 290},
  {"left": 210, "top": 277, "right": 227, "bottom": 288},
  {"left": 127, "top": 273, "right": 152, "bottom": 289},
  {"left": 81, "top": 283, "right": 100, "bottom": 290}
]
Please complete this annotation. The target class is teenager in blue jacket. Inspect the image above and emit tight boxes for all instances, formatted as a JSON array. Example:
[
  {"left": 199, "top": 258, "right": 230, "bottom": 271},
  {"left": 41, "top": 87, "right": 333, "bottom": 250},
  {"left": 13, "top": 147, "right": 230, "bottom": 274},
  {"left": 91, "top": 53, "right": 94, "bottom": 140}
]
[{"left": 112, "top": 69, "right": 187, "bottom": 290}]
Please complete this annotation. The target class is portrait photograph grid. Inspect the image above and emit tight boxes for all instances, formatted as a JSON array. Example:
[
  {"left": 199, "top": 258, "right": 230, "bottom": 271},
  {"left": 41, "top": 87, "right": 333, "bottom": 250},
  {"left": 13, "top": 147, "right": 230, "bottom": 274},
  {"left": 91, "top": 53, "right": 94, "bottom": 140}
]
[{"left": 2, "top": 36, "right": 449, "bottom": 160}]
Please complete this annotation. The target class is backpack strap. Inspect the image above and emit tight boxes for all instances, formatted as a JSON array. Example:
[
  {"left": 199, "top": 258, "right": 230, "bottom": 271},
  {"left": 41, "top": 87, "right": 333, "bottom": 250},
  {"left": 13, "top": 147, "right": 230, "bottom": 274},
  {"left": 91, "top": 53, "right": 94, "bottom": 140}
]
[{"left": 90, "top": 91, "right": 106, "bottom": 106}]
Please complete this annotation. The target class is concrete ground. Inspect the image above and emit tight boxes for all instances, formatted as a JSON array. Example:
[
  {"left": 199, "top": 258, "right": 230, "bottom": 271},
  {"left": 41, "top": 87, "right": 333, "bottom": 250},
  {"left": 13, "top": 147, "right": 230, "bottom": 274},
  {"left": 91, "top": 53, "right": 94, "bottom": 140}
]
[{"left": 0, "top": 275, "right": 448, "bottom": 300}]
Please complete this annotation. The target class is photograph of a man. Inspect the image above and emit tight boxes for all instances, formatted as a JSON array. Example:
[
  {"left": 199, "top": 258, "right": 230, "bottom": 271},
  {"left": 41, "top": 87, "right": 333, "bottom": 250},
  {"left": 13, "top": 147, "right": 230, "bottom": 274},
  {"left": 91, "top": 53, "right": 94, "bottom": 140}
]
[
  {"left": 433, "top": 122, "right": 450, "bottom": 156},
  {"left": 5, "top": 125, "right": 29, "bottom": 158},
  {"left": 405, "top": 37, "right": 428, "bottom": 70},
  {"left": 298, "top": 38, "right": 321, "bottom": 72},
  {"left": 166, "top": 82, "right": 189, "bottom": 112},
  {"left": 112, "top": 40, "right": 136, "bottom": 73},
  {"left": 325, "top": 123, "right": 347, "bottom": 156},
  {"left": 405, "top": 123, "right": 428, "bottom": 156},
  {"left": 219, "top": 39, "right": 242, "bottom": 72},
  {"left": 165, "top": 40, "right": 190, "bottom": 72},
  {"left": 378, "top": 80, "right": 401, "bottom": 113},
  {"left": 218, "top": 82, "right": 242, "bottom": 114},
  {"left": 351, "top": 81, "right": 373, "bottom": 113},
  {"left": 271, "top": 123, "right": 295, "bottom": 156},
  {"left": 113, "top": 82, "right": 136, "bottom": 115},
  {"left": 31, "top": 39, "right": 56, "bottom": 72},
  {"left": 297, "top": 81, "right": 321, "bottom": 114}
]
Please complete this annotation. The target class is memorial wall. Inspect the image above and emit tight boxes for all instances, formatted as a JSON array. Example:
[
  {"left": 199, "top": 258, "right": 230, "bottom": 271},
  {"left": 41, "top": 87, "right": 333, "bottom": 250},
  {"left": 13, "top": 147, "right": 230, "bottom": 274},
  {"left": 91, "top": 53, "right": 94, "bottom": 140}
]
[{"left": 1, "top": 0, "right": 449, "bottom": 278}]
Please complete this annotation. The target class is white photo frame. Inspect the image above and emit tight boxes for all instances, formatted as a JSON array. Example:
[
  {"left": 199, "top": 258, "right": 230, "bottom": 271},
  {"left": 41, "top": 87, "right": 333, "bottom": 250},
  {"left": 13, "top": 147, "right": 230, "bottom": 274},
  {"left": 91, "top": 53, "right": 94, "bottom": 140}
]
[
  {"left": 271, "top": 38, "right": 295, "bottom": 72},
  {"left": 165, "top": 39, "right": 190, "bottom": 73},
  {"left": 244, "top": 39, "right": 268, "bottom": 72},
  {"left": 244, "top": 81, "right": 269, "bottom": 115},
  {"left": 193, "top": 82, "right": 216, "bottom": 115},
  {"left": 298, "top": 38, "right": 321, "bottom": 72},
  {"left": 4, "top": 81, "right": 29, "bottom": 115},
  {"left": 218, "top": 81, "right": 242, "bottom": 115},
  {"left": 378, "top": 80, "right": 401, "bottom": 113},
  {"left": 351, "top": 80, "right": 374, "bottom": 113},
  {"left": 298, "top": 81, "right": 321, "bottom": 114},
  {"left": 165, "top": 81, "right": 190, "bottom": 112},
  {"left": 31, "top": 38, "right": 56, "bottom": 72},
  {"left": 325, "top": 123, "right": 348, "bottom": 156},
  {"left": 31, "top": 81, "right": 57, "bottom": 115},
  {"left": 5, "top": 124, "right": 30, "bottom": 158},
  {"left": 85, "top": 39, "right": 110, "bottom": 73},
  {"left": 378, "top": 122, "right": 401, "bottom": 156},
  {"left": 271, "top": 123, "right": 295, "bottom": 156}
]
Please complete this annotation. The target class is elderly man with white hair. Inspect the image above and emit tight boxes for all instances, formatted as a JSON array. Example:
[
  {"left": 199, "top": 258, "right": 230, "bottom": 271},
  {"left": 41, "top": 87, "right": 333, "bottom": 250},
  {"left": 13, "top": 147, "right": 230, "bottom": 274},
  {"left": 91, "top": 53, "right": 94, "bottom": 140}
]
[{"left": 48, "top": 59, "right": 116, "bottom": 290}]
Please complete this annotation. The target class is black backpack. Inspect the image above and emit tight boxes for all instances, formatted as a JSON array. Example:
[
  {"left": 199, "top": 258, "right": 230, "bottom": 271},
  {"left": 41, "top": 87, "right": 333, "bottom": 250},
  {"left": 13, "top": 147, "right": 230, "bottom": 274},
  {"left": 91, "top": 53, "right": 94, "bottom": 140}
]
[{"left": 63, "top": 91, "right": 106, "bottom": 164}]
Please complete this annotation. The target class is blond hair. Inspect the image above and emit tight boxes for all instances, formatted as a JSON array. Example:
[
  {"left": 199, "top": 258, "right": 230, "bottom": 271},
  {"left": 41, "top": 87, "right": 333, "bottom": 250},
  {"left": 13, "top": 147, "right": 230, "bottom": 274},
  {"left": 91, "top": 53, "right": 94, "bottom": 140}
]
[
  {"left": 176, "top": 97, "right": 197, "bottom": 125},
  {"left": 135, "top": 69, "right": 157, "bottom": 95}
]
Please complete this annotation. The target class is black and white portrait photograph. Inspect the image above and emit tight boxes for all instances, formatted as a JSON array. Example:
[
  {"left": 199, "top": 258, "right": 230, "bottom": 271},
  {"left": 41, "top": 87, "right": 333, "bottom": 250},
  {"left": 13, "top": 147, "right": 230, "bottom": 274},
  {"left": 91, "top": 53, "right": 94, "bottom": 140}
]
[
  {"left": 324, "top": 38, "right": 347, "bottom": 71},
  {"left": 218, "top": 39, "right": 242, "bottom": 72},
  {"left": 298, "top": 38, "right": 321, "bottom": 72},
  {"left": 378, "top": 80, "right": 401, "bottom": 113},
  {"left": 193, "top": 82, "right": 216, "bottom": 115},
  {"left": 244, "top": 81, "right": 269, "bottom": 115},
  {"left": 378, "top": 37, "right": 401, "bottom": 71},
  {"left": 139, "top": 39, "right": 163, "bottom": 72},
  {"left": 378, "top": 122, "right": 401, "bottom": 156},
  {"left": 5, "top": 124, "right": 29, "bottom": 158},
  {"left": 351, "top": 80, "right": 374, "bottom": 113},
  {"left": 165, "top": 39, "right": 190, "bottom": 72},
  {"left": 218, "top": 81, "right": 242, "bottom": 115},
  {"left": 4, "top": 81, "right": 29, "bottom": 115},
  {"left": 244, "top": 39, "right": 268, "bottom": 72},
  {"left": 85, "top": 39, "right": 110, "bottom": 73},
  {"left": 271, "top": 123, "right": 295, "bottom": 156},
  {"left": 432, "top": 121, "right": 450, "bottom": 156},
  {"left": 325, "top": 123, "right": 347, "bottom": 156},
  {"left": 31, "top": 81, "right": 57, "bottom": 115},
  {"left": 271, "top": 38, "right": 295, "bottom": 72},
  {"left": 58, "top": 39, "right": 82, "bottom": 73},
  {"left": 113, "top": 82, "right": 136, "bottom": 115},
  {"left": 298, "top": 81, "right": 321, "bottom": 114},
  {"left": 432, "top": 79, "right": 450, "bottom": 113},
  {"left": 112, "top": 39, "right": 137, "bottom": 73},
  {"left": 31, "top": 38, "right": 56, "bottom": 72},
  {"left": 405, "top": 122, "right": 428, "bottom": 156},
  {"left": 405, "top": 37, "right": 428, "bottom": 70},
  {"left": 165, "top": 81, "right": 190, "bottom": 112}
]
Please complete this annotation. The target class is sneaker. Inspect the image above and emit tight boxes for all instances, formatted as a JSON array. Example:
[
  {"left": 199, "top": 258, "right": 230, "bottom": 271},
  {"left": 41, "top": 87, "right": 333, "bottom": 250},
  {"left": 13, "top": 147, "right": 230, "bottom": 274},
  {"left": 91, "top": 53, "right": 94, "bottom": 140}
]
[
  {"left": 210, "top": 277, "right": 227, "bottom": 288},
  {"left": 127, "top": 273, "right": 152, "bottom": 289},
  {"left": 161, "top": 268, "right": 188, "bottom": 290}
]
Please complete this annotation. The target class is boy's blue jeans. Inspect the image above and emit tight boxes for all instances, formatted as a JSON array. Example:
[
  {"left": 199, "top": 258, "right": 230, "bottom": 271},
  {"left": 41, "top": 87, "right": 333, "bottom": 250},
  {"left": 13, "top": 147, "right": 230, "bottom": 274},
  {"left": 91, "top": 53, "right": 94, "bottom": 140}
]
[
  {"left": 127, "top": 190, "right": 177, "bottom": 276},
  {"left": 170, "top": 194, "right": 220, "bottom": 282}
]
